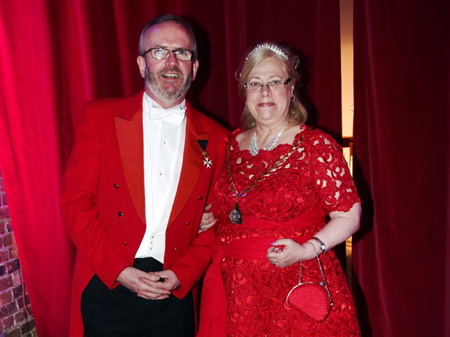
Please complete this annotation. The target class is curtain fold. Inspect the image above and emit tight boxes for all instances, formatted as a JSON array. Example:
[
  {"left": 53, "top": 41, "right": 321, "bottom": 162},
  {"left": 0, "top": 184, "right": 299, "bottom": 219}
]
[
  {"left": 353, "top": 1, "right": 450, "bottom": 336},
  {"left": 0, "top": 2, "right": 75, "bottom": 336},
  {"left": 0, "top": 1, "right": 342, "bottom": 335}
]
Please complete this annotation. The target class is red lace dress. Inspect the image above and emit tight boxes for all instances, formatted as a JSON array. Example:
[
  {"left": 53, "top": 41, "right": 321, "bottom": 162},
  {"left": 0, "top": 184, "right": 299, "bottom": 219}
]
[{"left": 198, "top": 125, "right": 361, "bottom": 337}]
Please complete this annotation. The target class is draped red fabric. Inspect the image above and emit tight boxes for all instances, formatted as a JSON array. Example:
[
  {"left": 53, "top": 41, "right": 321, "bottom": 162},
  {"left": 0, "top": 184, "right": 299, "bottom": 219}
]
[
  {"left": 352, "top": 1, "right": 450, "bottom": 336},
  {"left": 0, "top": 1, "right": 341, "bottom": 335},
  {"left": 0, "top": 2, "right": 75, "bottom": 336}
]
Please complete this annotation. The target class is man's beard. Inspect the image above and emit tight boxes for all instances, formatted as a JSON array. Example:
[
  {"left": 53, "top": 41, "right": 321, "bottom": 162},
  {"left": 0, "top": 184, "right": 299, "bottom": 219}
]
[{"left": 145, "top": 66, "right": 192, "bottom": 104}]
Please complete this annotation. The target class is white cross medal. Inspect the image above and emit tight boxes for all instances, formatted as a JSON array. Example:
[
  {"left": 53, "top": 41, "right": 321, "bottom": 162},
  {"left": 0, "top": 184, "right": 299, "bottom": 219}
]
[{"left": 202, "top": 151, "right": 212, "bottom": 168}]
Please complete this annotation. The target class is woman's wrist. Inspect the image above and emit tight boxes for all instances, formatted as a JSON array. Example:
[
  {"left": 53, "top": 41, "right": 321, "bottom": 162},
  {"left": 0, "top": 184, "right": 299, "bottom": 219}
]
[{"left": 309, "top": 236, "right": 326, "bottom": 254}]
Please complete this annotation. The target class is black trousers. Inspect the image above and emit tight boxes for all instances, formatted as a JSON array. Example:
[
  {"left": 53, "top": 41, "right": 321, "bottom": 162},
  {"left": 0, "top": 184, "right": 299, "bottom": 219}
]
[{"left": 81, "top": 258, "right": 194, "bottom": 337}]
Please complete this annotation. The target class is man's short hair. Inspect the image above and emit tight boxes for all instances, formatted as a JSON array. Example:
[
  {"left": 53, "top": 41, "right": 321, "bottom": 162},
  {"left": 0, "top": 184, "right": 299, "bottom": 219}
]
[{"left": 138, "top": 14, "right": 197, "bottom": 60}]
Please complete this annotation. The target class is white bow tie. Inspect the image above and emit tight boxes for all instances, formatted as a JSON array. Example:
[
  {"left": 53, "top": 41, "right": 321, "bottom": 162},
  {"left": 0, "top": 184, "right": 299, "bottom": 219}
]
[{"left": 149, "top": 107, "right": 186, "bottom": 125}]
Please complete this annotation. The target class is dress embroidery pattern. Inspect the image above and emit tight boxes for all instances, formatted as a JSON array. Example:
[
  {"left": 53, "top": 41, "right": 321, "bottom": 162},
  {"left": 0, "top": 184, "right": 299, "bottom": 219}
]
[{"left": 226, "top": 134, "right": 304, "bottom": 224}]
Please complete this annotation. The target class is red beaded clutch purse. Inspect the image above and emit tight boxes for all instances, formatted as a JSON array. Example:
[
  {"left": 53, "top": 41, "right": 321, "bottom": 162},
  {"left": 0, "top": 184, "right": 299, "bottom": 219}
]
[{"left": 286, "top": 252, "right": 334, "bottom": 321}]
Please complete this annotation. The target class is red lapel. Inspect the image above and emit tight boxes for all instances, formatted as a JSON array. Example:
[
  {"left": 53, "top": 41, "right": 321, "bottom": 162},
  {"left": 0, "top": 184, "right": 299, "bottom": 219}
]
[{"left": 114, "top": 92, "right": 146, "bottom": 223}]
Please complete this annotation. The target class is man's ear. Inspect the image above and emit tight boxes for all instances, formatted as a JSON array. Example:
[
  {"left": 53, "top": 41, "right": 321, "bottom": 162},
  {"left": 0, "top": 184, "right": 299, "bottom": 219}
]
[
  {"left": 137, "top": 55, "right": 146, "bottom": 78},
  {"left": 191, "top": 59, "right": 199, "bottom": 81}
]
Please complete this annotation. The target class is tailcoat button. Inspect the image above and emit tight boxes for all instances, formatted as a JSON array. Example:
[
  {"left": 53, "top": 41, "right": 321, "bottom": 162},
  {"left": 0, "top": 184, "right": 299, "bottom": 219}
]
[
  {"left": 198, "top": 196, "right": 203, "bottom": 200},
  {"left": 113, "top": 184, "right": 119, "bottom": 188},
  {"left": 185, "top": 222, "right": 190, "bottom": 226},
  {"left": 123, "top": 241, "right": 128, "bottom": 246},
  {"left": 118, "top": 212, "right": 124, "bottom": 217}
]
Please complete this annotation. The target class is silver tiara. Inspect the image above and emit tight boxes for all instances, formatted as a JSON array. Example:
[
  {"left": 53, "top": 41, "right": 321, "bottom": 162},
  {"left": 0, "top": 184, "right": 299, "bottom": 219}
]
[{"left": 245, "top": 43, "right": 288, "bottom": 61}]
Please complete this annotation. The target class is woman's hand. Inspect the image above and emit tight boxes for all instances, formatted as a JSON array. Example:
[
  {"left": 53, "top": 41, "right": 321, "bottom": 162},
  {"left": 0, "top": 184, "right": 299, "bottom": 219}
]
[
  {"left": 266, "top": 239, "right": 316, "bottom": 268},
  {"left": 198, "top": 204, "right": 217, "bottom": 233}
]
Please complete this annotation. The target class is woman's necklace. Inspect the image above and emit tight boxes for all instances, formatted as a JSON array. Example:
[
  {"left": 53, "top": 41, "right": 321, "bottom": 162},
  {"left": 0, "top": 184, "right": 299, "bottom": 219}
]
[
  {"left": 249, "top": 123, "right": 289, "bottom": 156},
  {"left": 227, "top": 133, "right": 304, "bottom": 224}
]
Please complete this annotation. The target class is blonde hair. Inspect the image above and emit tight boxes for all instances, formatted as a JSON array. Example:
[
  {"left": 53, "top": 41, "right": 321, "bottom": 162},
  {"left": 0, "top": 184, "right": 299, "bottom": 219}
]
[{"left": 236, "top": 42, "right": 308, "bottom": 130}]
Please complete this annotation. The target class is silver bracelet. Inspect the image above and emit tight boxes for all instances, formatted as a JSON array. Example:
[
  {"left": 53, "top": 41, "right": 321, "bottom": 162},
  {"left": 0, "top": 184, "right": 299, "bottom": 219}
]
[{"left": 311, "top": 236, "right": 326, "bottom": 253}]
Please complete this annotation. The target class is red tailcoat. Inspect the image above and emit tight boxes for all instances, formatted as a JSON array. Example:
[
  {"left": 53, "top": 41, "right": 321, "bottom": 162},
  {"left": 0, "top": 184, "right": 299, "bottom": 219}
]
[{"left": 61, "top": 91, "right": 228, "bottom": 337}]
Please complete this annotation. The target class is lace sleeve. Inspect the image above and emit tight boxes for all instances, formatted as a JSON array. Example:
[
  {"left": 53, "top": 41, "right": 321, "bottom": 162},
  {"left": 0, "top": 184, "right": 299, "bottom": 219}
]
[{"left": 308, "top": 130, "right": 360, "bottom": 213}]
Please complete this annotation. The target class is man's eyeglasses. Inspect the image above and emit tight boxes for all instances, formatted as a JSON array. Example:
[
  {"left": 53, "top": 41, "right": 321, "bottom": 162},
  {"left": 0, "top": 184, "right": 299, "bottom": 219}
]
[
  {"left": 142, "top": 47, "right": 194, "bottom": 61},
  {"left": 245, "top": 78, "right": 291, "bottom": 92}
]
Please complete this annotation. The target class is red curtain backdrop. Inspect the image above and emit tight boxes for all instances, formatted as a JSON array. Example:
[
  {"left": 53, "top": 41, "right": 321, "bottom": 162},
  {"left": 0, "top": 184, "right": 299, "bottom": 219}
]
[
  {"left": 353, "top": 1, "right": 450, "bottom": 336},
  {"left": 0, "top": 1, "right": 342, "bottom": 335}
]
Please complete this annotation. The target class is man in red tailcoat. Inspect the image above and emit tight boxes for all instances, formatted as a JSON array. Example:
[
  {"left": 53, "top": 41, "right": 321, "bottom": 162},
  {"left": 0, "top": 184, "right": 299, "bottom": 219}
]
[{"left": 61, "top": 14, "right": 228, "bottom": 337}]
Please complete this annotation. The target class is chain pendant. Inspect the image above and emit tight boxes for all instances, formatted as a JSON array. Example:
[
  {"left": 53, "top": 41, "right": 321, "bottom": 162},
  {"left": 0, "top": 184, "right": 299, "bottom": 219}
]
[{"left": 229, "top": 202, "right": 243, "bottom": 224}]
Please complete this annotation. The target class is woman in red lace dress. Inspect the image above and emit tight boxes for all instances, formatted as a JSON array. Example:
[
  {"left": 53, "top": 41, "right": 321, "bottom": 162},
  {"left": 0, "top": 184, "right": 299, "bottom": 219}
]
[{"left": 198, "top": 42, "right": 361, "bottom": 337}]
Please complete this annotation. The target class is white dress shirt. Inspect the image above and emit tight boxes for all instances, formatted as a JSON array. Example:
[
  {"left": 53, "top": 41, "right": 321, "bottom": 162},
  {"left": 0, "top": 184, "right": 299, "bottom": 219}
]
[{"left": 135, "top": 93, "right": 187, "bottom": 263}]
